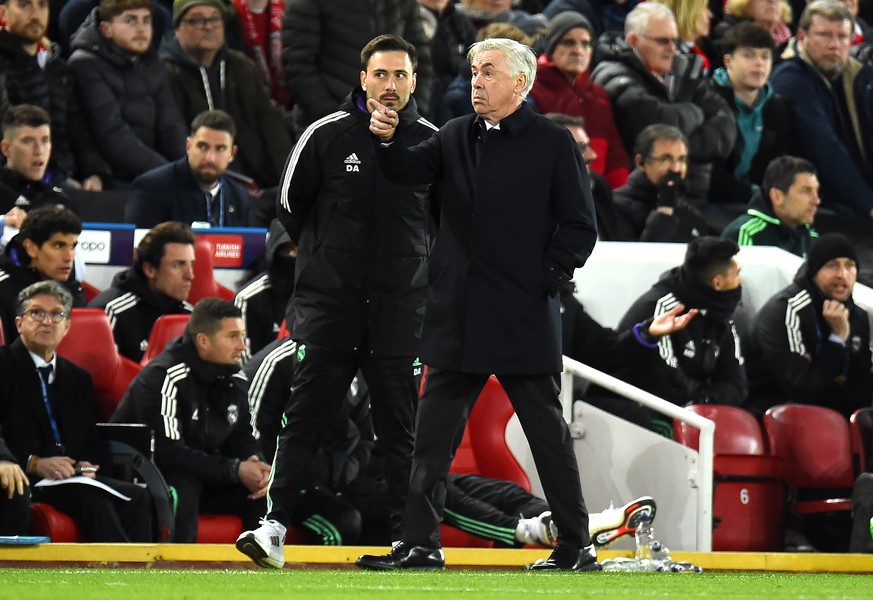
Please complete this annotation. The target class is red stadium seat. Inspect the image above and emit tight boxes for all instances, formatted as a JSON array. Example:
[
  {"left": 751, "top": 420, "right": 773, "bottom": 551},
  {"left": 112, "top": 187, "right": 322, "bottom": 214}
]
[
  {"left": 56, "top": 308, "right": 142, "bottom": 421},
  {"left": 850, "top": 407, "right": 873, "bottom": 476},
  {"left": 764, "top": 404, "right": 854, "bottom": 514},
  {"left": 441, "top": 376, "right": 533, "bottom": 548},
  {"left": 81, "top": 280, "right": 101, "bottom": 303},
  {"left": 30, "top": 503, "right": 80, "bottom": 542},
  {"left": 675, "top": 404, "right": 785, "bottom": 551},
  {"left": 140, "top": 314, "right": 190, "bottom": 366},
  {"left": 189, "top": 238, "right": 235, "bottom": 304}
]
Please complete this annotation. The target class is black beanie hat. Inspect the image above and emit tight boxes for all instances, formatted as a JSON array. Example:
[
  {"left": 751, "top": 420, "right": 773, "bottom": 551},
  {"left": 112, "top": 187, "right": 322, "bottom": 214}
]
[
  {"left": 806, "top": 233, "right": 859, "bottom": 277},
  {"left": 544, "top": 11, "right": 593, "bottom": 56}
]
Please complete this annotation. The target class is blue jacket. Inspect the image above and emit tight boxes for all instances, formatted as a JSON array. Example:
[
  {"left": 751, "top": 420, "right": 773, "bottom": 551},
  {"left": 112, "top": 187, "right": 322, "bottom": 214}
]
[
  {"left": 126, "top": 157, "right": 251, "bottom": 228},
  {"left": 770, "top": 51, "right": 873, "bottom": 216}
]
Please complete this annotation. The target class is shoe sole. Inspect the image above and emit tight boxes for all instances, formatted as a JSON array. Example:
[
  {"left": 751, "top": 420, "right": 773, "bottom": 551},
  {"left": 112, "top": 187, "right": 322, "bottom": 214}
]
[
  {"left": 592, "top": 497, "right": 657, "bottom": 547},
  {"left": 526, "top": 561, "right": 603, "bottom": 572},
  {"left": 235, "top": 534, "right": 284, "bottom": 569}
]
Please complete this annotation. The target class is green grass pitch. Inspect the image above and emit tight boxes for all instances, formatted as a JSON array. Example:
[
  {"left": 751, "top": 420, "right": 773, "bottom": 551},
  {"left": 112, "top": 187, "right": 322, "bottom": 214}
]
[{"left": 4, "top": 568, "right": 873, "bottom": 599}]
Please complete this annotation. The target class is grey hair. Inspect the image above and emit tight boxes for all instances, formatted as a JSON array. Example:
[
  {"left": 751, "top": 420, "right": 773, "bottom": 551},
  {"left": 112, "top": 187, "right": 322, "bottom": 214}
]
[
  {"left": 16, "top": 281, "right": 73, "bottom": 318},
  {"left": 468, "top": 37, "right": 537, "bottom": 100},
  {"left": 625, "top": 2, "right": 676, "bottom": 37},
  {"left": 799, "top": 0, "right": 853, "bottom": 31}
]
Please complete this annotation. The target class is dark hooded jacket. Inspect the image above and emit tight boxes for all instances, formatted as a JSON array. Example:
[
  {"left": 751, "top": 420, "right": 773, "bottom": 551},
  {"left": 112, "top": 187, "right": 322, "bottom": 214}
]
[
  {"left": 112, "top": 333, "right": 262, "bottom": 484},
  {"left": 88, "top": 267, "right": 194, "bottom": 363},
  {"left": 744, "top": 264, "right": 872, "bottom": 419},
  {"left": 234, "top": 219, "right": 295, "bottom": 360},
  {"left": 603, "top": 266, "right": 747, "bottom": 407},
  {"left": 277, "top": 89, "right": 436, "bottom": 356},
  {"left": 158, "top": 33, "right": 292, "bottom": 188},
  {"left": 613, "top": 170, "right": 713, "bottom": 242},
  {"left": 67, "top": 9, "right": 187, "bottom": 181}
]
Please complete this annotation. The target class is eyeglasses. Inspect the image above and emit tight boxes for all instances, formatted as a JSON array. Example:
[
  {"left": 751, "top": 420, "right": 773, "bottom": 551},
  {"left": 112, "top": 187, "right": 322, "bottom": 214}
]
[
  {"left": 182, "top": 16, "right": 223, "bottom": 28},
  {"left": 646, "top": 154, "right": 688, "bottom": 166},
  {"left": 557, "top": 38, "right": 593, "bottom": 50},
  {"left": 577, "top": 141, "right": 592, "bottom": 153},
  {"left": 22, "top": 309, "right": 67, "bottom": 323},
  {"left": 638, "top": 33, "right": 681, "bottom": 47}
]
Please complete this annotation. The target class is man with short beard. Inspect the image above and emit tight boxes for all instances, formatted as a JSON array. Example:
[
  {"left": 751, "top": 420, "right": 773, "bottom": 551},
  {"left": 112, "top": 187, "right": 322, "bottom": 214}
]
[
  {"left": 771, "top": 0, "right": 873, "bottom": 218},
  {"left": 126, "top": 109, "right": 250, "bottom": 228},
  {"left": 743, "top": 233, "right": 873, "bottom": 419}
]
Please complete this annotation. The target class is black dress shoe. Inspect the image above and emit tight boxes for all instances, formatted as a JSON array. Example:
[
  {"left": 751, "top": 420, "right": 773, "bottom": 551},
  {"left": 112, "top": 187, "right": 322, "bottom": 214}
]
[
  {"left": 356, "top": 541, "right": 446, "bottom": 571},
  {"left": 526, "top": 544, "right": 601, "bottom": 571}
]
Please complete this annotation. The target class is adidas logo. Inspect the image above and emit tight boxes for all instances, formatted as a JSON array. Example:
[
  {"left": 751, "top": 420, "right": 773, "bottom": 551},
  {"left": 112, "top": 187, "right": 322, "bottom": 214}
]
[{"left": 344, "top": 153, "right": 361, "bottom": 172}]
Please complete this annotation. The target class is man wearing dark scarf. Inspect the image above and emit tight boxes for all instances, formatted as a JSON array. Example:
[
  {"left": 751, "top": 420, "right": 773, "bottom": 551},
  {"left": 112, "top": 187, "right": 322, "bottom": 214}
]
[
  {"left": 587, "top": 237, "right": 745, "bottom": 436},
  {"left": 743, "top": 233, "right": 872, "bottom": 420}
]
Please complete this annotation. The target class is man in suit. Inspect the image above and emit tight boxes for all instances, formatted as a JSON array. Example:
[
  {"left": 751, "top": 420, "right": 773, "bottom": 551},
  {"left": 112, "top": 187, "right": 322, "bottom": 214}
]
[
  {"left": 125, "top": 109, "right": 250, "bottom": 228},
  {"left": 0, "top": 281, "right": 151, "bottom": 541},
  {"left": 359, "top": 37, "right": 599, "bottom": 571}
]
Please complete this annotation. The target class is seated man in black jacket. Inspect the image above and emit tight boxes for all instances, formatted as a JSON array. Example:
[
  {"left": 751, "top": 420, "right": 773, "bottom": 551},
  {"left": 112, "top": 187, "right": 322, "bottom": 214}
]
[
  {"left": 112, "top": 298, "right": 270, "bottom": 542},
  {"left": 0, "top": 429, "right": 31, "bottom": 535},
  {"left": 613, "top": 124, "right": 713, "bottom": 242},
  {"left": 0, "top": 205, "right": 86, "bottom": 343},
  {"left": 588, "top": 237, "right": 746, "bottom": 435},
  {"left": 744, "top": 233, "right": 872, "bottom": 419},
  {"left": 89, "top": 221, "right": 195, "bottom": 362}
]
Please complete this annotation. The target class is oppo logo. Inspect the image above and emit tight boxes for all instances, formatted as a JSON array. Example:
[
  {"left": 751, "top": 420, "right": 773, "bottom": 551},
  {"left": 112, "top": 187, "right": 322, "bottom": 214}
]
[{"left": 79, "top": 241, "right": 107, "bottom": 252}]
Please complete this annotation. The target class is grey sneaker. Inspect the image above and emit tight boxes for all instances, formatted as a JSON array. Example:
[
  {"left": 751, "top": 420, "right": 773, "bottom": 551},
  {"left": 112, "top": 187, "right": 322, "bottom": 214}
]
[{"left": 236, "top": 518, "right": 286, "bottom": 568}]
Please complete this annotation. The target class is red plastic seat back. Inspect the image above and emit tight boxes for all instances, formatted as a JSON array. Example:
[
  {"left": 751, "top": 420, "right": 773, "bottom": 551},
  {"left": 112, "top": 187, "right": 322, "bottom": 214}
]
[
  {"left": 81, "top": 281, "right": 101, "bottom": 303},
  {"left": 764, "top": 404, "right": 855, "bottom": 489},
  {"left": 140, "top": 314, "right": 190, "bottom": 366},
  {"left": 189, "top": 238, "right": 235, "bottom": 303},
  {"left": 467, "top": 376, "right": 531, "bottom": 491},
  {"left": 56, "top": 308, "right": 141, "bottom": 419},
  {"left": 674, "top": 404, "right": 767, "bottom": 455},
  {"left": 850, "top": 407, "right": 873, "bottom": 476}
]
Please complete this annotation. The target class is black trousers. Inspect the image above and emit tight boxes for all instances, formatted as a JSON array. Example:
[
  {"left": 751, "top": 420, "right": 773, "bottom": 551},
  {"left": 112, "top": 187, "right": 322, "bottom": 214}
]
[
  {"left": 32, "top": 476, "right": 152, "bottom": 542},
  {"left": 0, "top": 487, "right": 31, "bottom": 536},
  {"left": 166, "top": 472, "right": 266, "bottom": 543},
  {"left": 403, "top": 369, "right": 590, "bottom": 549},
  {"left": 267, "top": 341, "right": 417, "bottom": 540}
]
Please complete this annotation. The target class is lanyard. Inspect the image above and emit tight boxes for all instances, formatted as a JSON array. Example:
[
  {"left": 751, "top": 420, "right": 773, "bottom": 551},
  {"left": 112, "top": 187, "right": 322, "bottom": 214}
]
[
  {"left": 37, "top": 367, "right": 64, "bottom": 454},
  {"left": 204, "top": 183, "right": 225, "bottom": 228}
]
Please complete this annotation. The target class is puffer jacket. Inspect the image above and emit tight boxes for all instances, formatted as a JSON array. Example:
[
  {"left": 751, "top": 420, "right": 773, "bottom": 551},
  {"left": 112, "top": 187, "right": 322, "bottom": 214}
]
[{"left": 67, "top": 9, "right": 187, "bottom": 181}]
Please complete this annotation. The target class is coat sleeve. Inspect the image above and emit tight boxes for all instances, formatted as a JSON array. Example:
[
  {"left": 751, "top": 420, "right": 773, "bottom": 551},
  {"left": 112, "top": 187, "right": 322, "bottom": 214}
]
[
  {"left": 543, "top": 127, "right": 598, "bottom": 284},
  {"left": 275, "top": 121, "right": 324, "bottom": 244},
  {"left": 372, "top": 127, "right": 444, "bottom": 187},
  {"left": 125, "top": 174, "right": 165, "bottom": 228},
  {"left": 594, "top": 63, "right": 705, "bottom": 150},
  {"left": 399, "top": 0, "right": 433, "bottom": 117},
  {"left": 686, "top": 80, "right": 736, "bottom": 162},
  {"left": 152, "top": 69, "right": 188, "bottom": 163},
  {"left": 68, "top": 55, "right": 172, "bottom": 178},
  {"left": 282, "top": 0, "right": 330, "bottom": 125}
]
